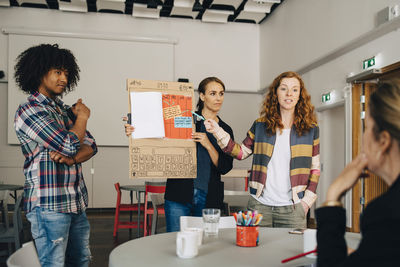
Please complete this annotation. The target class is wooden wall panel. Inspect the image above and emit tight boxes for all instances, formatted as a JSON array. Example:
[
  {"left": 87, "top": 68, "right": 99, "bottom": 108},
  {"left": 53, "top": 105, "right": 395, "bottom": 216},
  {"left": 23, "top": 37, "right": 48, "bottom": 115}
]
[
  {"left": 351, "top": 82, "right": 388, "bottom": 232},
  {"left": 349, "top": 62, "right": 400, "bottom": 232},
  {"left": 363, "top": 83, "right": 388, "bottom": 206},
  {"left": 351, "top": 83, "right": 362, "bottom": 233},
  {"left": 364, "top": 173, "right": 388, "bottom": 206}
]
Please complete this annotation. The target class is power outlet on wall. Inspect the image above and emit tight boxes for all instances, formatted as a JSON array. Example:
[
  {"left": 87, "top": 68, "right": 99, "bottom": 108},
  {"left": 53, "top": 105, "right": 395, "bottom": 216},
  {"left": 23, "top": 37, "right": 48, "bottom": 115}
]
[
  {"left": 377, "top": 5, "right": 400, "bottom": 27},
  {"left": 389, "top": 5, "right": 400, "bottom": 20}
]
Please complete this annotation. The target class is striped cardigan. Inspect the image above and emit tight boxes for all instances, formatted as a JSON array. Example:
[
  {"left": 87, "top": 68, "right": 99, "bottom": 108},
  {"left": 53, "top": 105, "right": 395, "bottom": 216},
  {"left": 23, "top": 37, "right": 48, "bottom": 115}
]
[{"left": 214, "top": 117, "right": 320, "bottom": 207}]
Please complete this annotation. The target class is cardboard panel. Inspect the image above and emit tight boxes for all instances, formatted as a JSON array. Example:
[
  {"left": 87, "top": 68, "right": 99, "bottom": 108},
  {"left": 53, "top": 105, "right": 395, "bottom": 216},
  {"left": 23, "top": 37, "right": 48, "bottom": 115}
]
[{"left": 127, "top": 79, "right": 197, "bottom": 179}]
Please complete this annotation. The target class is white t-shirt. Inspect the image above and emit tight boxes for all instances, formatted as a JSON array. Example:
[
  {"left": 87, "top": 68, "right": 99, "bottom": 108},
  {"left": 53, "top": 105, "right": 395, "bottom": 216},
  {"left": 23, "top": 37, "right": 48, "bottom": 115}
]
[{"left": 253, "top": 128, "right": 295, "bottom": 206}]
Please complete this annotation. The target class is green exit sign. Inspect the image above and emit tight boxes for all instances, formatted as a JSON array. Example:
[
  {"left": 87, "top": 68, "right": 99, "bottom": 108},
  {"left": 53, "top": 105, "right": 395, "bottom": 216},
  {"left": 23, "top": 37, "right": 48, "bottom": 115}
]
[
  {"left": 322, "top": 92, "right": 331, "bottom": 103},
  {"left": 363, "top": 57, "right": 375, "bottom": 70}
]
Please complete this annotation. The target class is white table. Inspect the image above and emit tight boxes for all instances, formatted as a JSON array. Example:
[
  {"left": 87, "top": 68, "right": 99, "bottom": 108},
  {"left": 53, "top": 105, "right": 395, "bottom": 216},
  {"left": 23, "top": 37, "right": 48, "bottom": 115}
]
[{"left": 109, "top": 228, "right": 360, "bottom": 267}]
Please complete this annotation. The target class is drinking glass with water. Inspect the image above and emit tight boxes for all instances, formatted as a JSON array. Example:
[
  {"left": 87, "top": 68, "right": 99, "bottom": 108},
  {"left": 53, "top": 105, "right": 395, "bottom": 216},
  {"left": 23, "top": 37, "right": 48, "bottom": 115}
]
[{"left": 202, "top": 208, "right": 220, "bottom": 237}]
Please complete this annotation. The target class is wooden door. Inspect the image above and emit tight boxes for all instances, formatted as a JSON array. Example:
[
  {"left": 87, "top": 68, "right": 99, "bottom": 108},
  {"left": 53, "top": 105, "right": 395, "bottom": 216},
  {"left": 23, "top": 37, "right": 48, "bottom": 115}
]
[{"left": 351, "top": 82, "right": 388, "bottom": 232}]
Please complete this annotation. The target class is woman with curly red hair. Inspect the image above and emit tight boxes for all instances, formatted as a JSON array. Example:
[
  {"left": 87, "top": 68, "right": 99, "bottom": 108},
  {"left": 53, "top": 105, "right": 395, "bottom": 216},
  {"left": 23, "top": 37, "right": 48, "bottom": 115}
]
[{"left": 205, "top": 71, "right": 320, "bottom": 228}]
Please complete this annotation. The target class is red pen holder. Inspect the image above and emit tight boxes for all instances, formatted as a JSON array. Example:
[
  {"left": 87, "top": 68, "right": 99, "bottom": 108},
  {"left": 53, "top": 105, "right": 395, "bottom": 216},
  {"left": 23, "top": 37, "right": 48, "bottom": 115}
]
[{"left": 236, "top": 226, "right": 259, "bottom": 247}]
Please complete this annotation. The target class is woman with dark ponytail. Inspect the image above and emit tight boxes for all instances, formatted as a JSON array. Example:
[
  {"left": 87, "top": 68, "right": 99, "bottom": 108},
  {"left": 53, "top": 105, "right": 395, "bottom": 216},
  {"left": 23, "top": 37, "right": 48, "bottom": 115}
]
[{"left": 125, "top": 77, "right": 234, "bottom": 232}]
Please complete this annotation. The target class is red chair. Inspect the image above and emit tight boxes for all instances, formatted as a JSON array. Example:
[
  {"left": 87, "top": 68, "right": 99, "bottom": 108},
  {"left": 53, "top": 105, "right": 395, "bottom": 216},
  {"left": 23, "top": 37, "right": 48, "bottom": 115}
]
[
  {"left": 143, "top": 182, "right": 166, "bottom": 237},
  {"left": 113, "top": 183, "right": 144, "bottom": 237}
]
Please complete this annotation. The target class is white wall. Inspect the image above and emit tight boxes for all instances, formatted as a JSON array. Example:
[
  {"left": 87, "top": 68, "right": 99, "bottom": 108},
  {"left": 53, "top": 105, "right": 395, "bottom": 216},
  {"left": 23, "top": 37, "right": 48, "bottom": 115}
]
[
  {"left": 260, "top": 0, "right": 400, "bottom": 215},
  {"left": 316, "top": 105, "right": 345, "bottom": 209},
  {"left": 260, "top": 0, "right": 400, "bottom": 88},
  {"left": 303, "top": 29, "right": 400, "bottom": 105},
  {"left": 0, "top": 8, "right": 260, "bottom": 207}
]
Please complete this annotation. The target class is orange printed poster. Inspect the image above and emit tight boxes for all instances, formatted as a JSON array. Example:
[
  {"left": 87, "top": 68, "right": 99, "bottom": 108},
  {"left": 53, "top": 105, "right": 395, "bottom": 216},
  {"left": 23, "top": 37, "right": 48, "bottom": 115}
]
[{"left": 162, "top": 94, "right": 192, "bottom": 139}]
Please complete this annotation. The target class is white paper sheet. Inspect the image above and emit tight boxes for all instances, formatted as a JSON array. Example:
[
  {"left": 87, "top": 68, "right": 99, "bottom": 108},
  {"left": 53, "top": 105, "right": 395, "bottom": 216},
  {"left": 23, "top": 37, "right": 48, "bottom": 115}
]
[{"left": 130, "top": 92, "right": 165, "bottom": 139}]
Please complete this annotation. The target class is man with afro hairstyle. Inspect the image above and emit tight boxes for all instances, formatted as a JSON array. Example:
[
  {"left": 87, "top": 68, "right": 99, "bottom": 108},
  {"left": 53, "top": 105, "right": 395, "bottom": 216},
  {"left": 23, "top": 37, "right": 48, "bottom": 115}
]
[{"left": 14, "top": 44, "right": 97, "bottom": 267}]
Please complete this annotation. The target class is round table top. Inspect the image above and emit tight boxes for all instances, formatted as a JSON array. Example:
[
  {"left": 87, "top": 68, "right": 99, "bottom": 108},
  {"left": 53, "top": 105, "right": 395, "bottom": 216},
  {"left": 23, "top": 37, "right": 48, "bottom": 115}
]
[{"left": 109, "top": 227, "right": 360, "bottom": 267}]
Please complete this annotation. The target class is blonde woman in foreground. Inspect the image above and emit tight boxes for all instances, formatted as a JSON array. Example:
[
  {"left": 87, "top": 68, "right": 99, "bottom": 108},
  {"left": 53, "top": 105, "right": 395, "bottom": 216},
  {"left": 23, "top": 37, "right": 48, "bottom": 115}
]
[{"left": 316, "top": 79, "right": 400, "bottom": 267}]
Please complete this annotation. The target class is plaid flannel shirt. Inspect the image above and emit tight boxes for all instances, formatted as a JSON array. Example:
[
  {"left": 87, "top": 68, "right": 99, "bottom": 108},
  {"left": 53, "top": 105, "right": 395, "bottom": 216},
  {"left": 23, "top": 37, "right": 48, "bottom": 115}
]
[{"left": 14, "top": 92, "right": 97, "bottom": 213}]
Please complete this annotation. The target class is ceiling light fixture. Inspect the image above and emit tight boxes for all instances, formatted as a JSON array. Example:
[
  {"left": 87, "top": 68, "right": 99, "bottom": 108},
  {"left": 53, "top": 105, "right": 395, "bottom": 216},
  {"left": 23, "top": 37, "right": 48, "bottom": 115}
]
[
  {"left": 59, "top": 0, "right": 87, "bottom": 12},
  {"left": 202, "top": 9, "right": 234, "bottom": 23},
  {"left": 133, "top": 3, "right": 161, "bottom": 18}
]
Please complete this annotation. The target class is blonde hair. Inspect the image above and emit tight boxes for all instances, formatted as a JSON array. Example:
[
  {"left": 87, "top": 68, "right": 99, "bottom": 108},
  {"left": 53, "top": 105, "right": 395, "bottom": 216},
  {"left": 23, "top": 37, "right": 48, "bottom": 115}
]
[{"left": 369, "top": 79, "right": 400, "bottom": 146}]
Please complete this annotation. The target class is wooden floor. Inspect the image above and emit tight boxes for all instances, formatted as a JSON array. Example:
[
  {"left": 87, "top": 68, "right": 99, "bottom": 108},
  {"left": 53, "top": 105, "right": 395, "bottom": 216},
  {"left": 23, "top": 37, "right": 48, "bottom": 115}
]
[{"left": 0, "top": 209, "right": 167, "bottom": 267}]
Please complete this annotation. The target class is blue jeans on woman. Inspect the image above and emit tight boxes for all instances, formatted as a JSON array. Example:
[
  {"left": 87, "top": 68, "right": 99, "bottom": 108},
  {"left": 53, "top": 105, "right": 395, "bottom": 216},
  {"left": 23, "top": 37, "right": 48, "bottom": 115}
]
[
  {"left": 26, "top": 207, "right": 91, "bottom": 267},
  {"left": 164, "top": 188, "right": 207, "bottom": 232}
]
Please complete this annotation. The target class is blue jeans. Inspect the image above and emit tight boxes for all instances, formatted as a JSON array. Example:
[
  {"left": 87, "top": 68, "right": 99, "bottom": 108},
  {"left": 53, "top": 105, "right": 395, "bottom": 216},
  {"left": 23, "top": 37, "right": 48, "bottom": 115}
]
[
  {"left": 165, "top": 188, "right": 207, "bottom": 232},
  {"left": 26, "top": 207, "right": 91, "bottom": 267}
]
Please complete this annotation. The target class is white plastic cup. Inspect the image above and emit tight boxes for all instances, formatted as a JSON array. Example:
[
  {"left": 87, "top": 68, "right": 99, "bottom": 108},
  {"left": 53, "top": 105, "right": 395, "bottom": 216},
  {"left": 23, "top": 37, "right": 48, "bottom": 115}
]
[
  {"left": 303, "top": 229, "right": 317, "bottom": 258},
  {"left": 176, "top": 231, "right": 198, "bottom": 259},
  {"left": 183, "top": 227, "right": 204, "bottom": 245}
]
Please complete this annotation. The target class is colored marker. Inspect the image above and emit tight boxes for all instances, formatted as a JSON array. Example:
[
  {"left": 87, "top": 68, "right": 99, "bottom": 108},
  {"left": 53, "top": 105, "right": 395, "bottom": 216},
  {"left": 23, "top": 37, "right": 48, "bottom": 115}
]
[
  {"left": 251, "top": 211, "right": 258, "bottom": 225},
  {"left": 255, "top": 215, "right": 263, "bottom": 225},
  {"left": 237, "top": 211, "right": 243, "bottom": 225},
  {"left": 191, "top": 111, "right": 205, "bottom": 121},
  {"left": 242, "top": 213, "right": 246, "bottom": 224}
]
